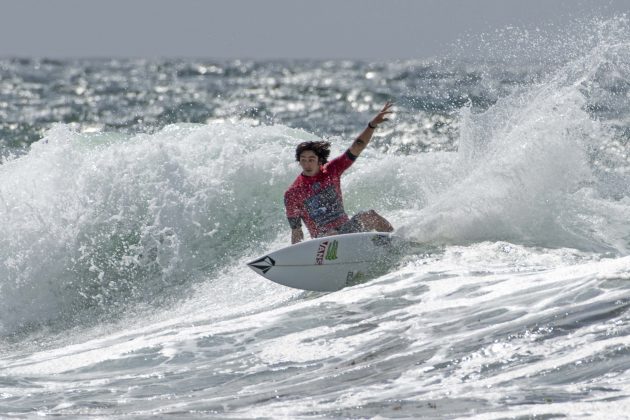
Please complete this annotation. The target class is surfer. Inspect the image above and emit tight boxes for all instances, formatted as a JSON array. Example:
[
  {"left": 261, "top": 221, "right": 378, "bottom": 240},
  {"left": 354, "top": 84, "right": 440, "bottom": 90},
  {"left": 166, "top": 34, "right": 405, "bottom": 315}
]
[{"left": 284, "top": 101, "right": 395, "bottom": 244}]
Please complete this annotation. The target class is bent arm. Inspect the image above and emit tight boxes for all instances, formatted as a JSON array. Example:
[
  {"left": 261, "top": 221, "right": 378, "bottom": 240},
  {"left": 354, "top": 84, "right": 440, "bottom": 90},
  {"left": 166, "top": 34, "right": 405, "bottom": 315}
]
[
  {"left": 348, "top": 100, "right": 394, "bottom": 157},
  {"left": 285, "top": 192, "right": 304, "bottom": 244}
]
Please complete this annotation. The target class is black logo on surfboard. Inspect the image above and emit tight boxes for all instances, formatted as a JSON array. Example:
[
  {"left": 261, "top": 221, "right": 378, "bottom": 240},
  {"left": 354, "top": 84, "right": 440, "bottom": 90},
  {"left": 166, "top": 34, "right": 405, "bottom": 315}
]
[{"left": 248, "top": 255, "right": 276, "bottom": 274}]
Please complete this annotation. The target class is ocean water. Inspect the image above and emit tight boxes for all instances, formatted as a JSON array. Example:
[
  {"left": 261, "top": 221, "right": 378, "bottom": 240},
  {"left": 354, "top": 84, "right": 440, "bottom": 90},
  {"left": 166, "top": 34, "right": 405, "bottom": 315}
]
[{"left": 1, "top": 16, "right": 630, "bottom": 419}]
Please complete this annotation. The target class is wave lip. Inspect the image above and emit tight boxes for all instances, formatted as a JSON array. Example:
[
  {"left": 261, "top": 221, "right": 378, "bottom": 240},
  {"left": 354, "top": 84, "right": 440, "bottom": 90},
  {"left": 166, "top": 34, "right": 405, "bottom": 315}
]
[{"left": 0, "top": 122, "right": 310, "bottom": 336}]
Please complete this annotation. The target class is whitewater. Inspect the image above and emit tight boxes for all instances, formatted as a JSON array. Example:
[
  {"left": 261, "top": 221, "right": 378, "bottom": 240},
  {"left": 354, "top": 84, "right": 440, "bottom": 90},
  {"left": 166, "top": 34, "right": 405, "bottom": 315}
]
[{"left": 1, "top": 17, "right": 630, "bottom": 419}]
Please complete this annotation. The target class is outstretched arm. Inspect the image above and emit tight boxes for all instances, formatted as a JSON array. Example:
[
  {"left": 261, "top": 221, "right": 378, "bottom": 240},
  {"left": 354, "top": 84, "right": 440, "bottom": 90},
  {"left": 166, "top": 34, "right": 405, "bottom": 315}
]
[{"left": 348, "top": 100, "right": 394, "bottom": 157}]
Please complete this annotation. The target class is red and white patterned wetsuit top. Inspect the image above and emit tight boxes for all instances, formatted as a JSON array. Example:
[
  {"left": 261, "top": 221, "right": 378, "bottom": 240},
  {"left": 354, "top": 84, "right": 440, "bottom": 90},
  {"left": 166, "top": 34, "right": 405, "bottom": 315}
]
[{"left": 284, "top": 150, "right": 357, "bottom": 238}]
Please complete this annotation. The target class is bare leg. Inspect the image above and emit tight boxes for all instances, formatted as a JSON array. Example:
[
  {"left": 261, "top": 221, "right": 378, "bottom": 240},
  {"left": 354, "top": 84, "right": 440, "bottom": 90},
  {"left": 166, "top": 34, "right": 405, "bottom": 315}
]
[{"left": 357, "top": 210, "right": 393, "bottom": 232}]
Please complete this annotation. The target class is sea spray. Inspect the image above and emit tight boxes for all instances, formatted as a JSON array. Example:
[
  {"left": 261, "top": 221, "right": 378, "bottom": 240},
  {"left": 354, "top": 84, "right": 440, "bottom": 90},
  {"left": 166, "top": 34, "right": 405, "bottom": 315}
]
[
  {"left": 400, "top": 18, "right": 630, "bottom": 253},
  {"left": 0, "top": 122, "right": 315, "bottom": 334}
]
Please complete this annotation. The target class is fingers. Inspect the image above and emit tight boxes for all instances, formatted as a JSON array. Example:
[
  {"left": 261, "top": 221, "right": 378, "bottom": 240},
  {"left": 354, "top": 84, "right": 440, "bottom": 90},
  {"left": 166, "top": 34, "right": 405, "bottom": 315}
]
[
  {"left": 381, "top": 100, "right": 394, "bottom": 114},
  {"left": 370, "top": 100, "right": 395, "bottom": 126},
  {"left": 377, "top": 101, "right": 394, "bottom": 119}
]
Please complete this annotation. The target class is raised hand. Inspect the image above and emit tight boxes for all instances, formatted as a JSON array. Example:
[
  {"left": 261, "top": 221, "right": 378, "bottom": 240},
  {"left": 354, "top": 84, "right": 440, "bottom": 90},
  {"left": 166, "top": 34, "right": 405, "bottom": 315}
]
[{"left": 369, "top": 100, "right": 394, "bottom": 127}]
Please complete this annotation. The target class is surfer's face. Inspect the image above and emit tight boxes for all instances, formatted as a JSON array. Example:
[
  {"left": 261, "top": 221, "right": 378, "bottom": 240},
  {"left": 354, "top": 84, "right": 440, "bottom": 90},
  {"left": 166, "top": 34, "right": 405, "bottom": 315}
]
[{"left": 299, "top": 150, "right": 320, "bottom": 176}]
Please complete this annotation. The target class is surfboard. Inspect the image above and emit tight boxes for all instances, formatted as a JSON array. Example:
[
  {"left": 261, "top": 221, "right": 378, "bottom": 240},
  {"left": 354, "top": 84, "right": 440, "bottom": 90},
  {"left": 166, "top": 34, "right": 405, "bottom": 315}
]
[{"left": 246, "top": 232, "right": 403, "bottom": 292}]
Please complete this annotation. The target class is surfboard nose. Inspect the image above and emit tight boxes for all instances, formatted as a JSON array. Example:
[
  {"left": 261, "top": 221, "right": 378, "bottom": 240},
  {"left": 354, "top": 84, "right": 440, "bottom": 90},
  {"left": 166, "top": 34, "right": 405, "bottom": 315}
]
[{"left": 247, "top": 255, "right": 276, "bottom": 274}]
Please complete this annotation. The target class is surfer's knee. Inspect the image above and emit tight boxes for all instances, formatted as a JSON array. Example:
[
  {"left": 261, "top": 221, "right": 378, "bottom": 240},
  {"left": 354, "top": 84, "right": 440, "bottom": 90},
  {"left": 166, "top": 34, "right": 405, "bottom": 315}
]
[
  {"left": 360, "top": 209, "right": 378, "bottom": 220},
  {"left": 358, "top": 210, "right": 393, "bottom": 232}
]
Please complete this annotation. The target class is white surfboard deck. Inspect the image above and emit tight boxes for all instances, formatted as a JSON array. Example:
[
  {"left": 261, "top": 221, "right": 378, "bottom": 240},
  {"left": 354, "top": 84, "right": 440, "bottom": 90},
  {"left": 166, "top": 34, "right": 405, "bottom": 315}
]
[{"left": 247, "top": 232, "right": 404, "bottom": 292}]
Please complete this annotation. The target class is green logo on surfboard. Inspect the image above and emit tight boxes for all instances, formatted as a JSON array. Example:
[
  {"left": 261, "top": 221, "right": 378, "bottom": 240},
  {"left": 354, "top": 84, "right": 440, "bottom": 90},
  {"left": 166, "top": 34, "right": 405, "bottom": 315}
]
[{"left": 325, "top": 240, "right": 338, "bottom": 261}]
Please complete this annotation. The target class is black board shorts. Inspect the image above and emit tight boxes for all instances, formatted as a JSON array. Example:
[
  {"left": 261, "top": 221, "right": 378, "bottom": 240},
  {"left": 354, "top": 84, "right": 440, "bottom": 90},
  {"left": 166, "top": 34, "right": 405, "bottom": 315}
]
[{"left": 336, "top": 211, "right": 369, "bottom": 235}]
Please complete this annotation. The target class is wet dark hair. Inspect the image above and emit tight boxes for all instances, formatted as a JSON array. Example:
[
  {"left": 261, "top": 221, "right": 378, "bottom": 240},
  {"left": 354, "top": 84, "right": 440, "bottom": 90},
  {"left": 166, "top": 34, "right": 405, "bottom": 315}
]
[{"left": 295, "top": 141, "right": 331, "bottom": 164}]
